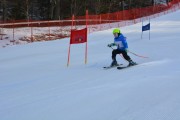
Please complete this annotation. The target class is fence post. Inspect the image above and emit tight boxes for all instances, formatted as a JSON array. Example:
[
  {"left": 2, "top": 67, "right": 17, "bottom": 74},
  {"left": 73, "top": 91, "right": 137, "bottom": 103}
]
[
  {"left": 71, "top": 15, "right": 75, "bottom": 30},
  {"left": 13, "top": 21, "right": 15, "bottom": 44},
  {"left": 133, "top": 9, "right": 136, "bottom": 24},
  {"left": 99, "top": 15, "right": 102, "bottom": 31},
  {"left": 0, "top": 26, "right": 3, "bottom": 40},
  {"left": 108, "top": 13, "right": 111, "bottom": 29},
  {"left": 31, "top": 21, "right": 33, "bottom": 42},
  {"left": 59, "top": 16, "right": 61, "bottom": 31},
  {"left": 48, "top": 20, "right": 50, "bottom": 41}
]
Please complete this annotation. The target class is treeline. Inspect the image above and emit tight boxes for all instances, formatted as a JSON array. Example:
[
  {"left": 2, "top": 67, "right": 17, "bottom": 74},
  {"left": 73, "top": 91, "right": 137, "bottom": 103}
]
[{"left": 0, "top": 0, "right": 170, "bottom": 21}]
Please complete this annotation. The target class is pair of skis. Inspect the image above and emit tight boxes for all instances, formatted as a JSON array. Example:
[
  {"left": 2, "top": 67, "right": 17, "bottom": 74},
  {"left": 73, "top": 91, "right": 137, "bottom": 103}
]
[{"left": 103, "top": 64, "right": 137, "bottom": 70}]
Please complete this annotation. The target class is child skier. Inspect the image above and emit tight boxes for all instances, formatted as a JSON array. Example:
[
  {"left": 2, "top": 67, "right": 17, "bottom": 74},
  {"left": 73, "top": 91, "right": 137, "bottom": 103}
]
[{"left": 108, "top": 28, "right": 136, "bottom": 67}]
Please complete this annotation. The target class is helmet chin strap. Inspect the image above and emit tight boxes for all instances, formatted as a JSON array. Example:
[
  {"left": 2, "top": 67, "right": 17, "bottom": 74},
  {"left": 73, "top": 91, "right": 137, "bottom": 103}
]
[{"left": 113, "top": 33, "right": 119, "bottom": 38}]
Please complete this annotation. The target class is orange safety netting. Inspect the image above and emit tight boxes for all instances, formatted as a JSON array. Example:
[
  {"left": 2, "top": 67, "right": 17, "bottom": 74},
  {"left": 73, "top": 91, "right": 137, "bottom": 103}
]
[{"left": 0, "top": 0, "right": 180, "bottom": 43}]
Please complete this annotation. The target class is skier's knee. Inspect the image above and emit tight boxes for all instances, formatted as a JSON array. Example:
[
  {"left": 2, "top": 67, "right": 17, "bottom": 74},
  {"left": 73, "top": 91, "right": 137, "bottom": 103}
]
[{"left": 112, "top": 50, "right": 116, "bottom": 55}]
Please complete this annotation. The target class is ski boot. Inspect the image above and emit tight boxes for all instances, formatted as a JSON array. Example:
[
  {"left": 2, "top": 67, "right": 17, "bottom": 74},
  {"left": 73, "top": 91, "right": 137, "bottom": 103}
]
[
  {"left": 111, "top": 60, "right": 119, "bottom": 67},
  {"left": 128, "top": 60, "right": 137, "bottom": 67}
]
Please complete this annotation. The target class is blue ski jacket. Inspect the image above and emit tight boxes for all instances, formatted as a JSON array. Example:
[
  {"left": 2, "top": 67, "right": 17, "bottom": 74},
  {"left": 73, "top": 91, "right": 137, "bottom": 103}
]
[{"left": 114, "top": 34, "right": 128, "bottom": 50}]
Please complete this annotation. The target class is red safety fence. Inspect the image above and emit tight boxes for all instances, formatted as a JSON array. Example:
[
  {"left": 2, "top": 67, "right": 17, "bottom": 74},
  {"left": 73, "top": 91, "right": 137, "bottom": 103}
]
[{"left": 0, "top": 0, "right": 180, "bottom": 45}]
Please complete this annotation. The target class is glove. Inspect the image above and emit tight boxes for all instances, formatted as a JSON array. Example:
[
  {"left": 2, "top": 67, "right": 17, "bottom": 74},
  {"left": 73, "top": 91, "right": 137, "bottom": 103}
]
[
  {"left": 107, "top": 43, "right": 116, "bottom": 47},
  {"left": 125, "top": 49, "right": 129, "bottom": 52},
  {"left": 107, "top": 44, "right": 112, "bottom": 47}
]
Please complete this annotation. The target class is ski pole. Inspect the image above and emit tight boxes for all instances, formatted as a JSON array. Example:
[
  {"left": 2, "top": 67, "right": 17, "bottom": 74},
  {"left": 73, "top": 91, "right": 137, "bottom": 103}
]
[
  {"left": 109, "top": 46, "right": 148, "bottom": 59},
  {"left": 128, "top": 50, "right": 149, "bottom": 58}
]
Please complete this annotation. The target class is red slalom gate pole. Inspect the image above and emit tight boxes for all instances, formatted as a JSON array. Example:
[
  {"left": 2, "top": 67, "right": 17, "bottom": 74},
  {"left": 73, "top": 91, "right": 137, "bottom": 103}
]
[{"left": 85, "top": 10, "right": 89, "bottom": 64}]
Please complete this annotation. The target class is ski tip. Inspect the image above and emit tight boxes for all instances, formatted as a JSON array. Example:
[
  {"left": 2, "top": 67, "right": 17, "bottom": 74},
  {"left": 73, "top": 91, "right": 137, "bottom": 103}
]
[{"left": 117, "top": 66, "right": 127, "bottom": 70}]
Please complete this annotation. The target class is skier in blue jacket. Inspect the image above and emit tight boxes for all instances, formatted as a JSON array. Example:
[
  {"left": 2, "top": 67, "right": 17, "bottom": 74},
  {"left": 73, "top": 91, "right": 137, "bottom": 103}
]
[{"left": 108, "top": 28, "right": 136, "bottom": 67}]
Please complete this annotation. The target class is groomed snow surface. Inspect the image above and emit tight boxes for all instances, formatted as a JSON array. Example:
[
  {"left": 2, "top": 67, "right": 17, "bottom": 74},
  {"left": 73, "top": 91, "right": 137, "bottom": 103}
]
[{"left": 0, "top": 10, "right": 180, "bottom": 120}]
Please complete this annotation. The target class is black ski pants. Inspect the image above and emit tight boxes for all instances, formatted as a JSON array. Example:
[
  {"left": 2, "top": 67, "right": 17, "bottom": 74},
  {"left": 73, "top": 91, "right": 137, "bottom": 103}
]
[{"left": 112, "top": 49, "right": 131, "bottom": 61}]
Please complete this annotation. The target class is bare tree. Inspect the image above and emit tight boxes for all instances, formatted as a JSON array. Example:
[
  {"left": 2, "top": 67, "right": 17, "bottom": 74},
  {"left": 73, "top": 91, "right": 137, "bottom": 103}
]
[
  {"left": 50, "top": 0, "right": 56, "bottom": 19},
  {"left": 25, "top": 0, "right": 29, "bottom": 20},
  {"left": 2, "top": 0, "right": 7, "bottom": 21},
  {"left": 95, "top": 0, "right": 101, "bottom": 14},
  {"left": 54, "top": 0, "right": 60, "bottom": 19}
]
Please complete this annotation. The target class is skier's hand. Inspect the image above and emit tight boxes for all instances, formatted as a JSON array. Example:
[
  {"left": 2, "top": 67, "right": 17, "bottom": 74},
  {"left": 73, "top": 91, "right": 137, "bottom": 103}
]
[
  {"left": 111, "top": 43, "right": 116, "bottom": 46},
  {"left": 107, "top": 44, "right": 112, "bottom": 47},
  {"left": 125, "top": 49, "right": 129, "bottom": 52},
  {"left": 107, "top": 43, "right": 116, "bottom": 47}
]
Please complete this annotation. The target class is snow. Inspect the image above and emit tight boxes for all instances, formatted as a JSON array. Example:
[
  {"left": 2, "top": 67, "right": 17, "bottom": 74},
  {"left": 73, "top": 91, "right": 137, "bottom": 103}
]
[
  {"left": 0, "top": 10, "right": 180, "bottom": 120},
  {"left": 0, "top": 26, "right": 72, "bottom": 48}
]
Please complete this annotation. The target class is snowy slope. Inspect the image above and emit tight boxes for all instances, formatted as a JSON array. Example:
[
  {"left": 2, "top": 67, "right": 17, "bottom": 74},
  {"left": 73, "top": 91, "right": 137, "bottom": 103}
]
[{"left": 0, "top": 10, "right": 180, "bottom": 120}]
